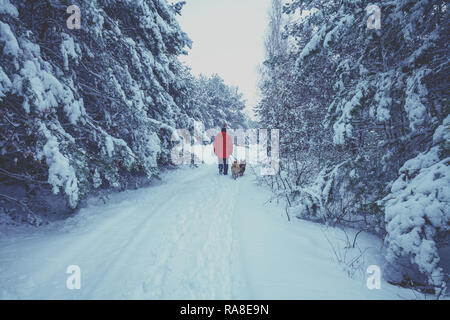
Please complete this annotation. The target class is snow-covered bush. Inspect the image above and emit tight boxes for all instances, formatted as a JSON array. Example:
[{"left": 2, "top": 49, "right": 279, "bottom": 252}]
[{"left": 383, "top": 117, "right": 450, "bottom": 296}]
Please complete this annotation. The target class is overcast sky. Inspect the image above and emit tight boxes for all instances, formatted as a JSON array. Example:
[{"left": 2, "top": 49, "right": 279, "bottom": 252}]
[{"left": 176, "top": 0, "right": 272, "bottom": 118}]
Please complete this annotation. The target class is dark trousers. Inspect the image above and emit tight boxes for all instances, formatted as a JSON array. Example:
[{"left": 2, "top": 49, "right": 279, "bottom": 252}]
[{"left": 218, "top": 158, "right": 228, "bottom": 175}]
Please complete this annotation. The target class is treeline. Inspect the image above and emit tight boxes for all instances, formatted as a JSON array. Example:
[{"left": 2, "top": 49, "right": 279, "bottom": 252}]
[
  {"left": 0, "top": 0, "right": 248, "bottom": 224},
  {"left": 257, "top": 0, "right": 449, "bottom": 296}
]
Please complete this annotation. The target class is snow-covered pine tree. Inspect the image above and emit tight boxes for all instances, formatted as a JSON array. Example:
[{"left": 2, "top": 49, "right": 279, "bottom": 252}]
[
  {"left": 0, "top": 0, "right": 249, "bottom": 224},
  {"left": 179, "top": 72, "right": 249, "bottom": 130},
  {"left": 258, "top": 0, "right": 449, "bottom": 295}
]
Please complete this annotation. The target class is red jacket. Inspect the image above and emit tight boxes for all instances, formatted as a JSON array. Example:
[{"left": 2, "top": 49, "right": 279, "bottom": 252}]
[{"left": 213, "top": 132, "right": 233, "bottom": 159}]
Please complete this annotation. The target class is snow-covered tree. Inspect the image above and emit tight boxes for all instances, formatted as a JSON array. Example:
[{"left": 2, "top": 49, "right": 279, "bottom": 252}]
[
  {"left": 180, "top": 72, "right": 249, "bottom": 130},
  {"left": 0, "top": 0, "right": 248, "bottom": 224},
  {"left": 258, "top": 0, "right": 449, "bottom": 295}
]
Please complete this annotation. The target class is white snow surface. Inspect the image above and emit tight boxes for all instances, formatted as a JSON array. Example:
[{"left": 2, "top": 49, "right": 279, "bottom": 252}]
[
  {"left": 0, "top": 0, "right": 18, "bottom": 17},
  {"left": 0, "top": 165, "right": 417, "bottom": 299}
]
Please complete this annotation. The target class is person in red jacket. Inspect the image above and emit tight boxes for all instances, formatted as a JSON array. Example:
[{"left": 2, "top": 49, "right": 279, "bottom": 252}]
[{"left": 213, "top": 124, "right": 234, "bottom": 175}]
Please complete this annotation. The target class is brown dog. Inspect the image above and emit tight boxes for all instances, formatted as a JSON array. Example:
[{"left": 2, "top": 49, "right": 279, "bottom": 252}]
[
  {"left": 231, "top": 161, "right": 240, "bottom": 180},
  {"left": 239, "top": 160, "right": 246, "bottom": 176}
]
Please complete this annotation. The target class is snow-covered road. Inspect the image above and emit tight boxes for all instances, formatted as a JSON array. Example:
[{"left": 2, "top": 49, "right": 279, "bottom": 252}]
[{"left": 0, "top": 165, "right": 414, "bottom": 299}]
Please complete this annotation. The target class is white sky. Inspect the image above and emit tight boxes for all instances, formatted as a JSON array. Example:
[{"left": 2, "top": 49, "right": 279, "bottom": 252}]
[{"left": 176, "top": 0, "right": 272, "bottom": 119}]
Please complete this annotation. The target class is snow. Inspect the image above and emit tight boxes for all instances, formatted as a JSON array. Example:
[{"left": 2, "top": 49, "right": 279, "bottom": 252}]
[
  {"left": 296, "top": 24, "right": 326, "bottom": 66},
  {"left": 433, "top": 115, "right": 450, "bottom": 144},
  {"left": 323, "top": 14, "right": 354, "bottom": 49},
  {"left": 60, "top": 35, "right": 79, "bottom": 71},
  {"left": 39, "top": 124, "right": 79, "bottom": 209},
  {"left": 105, "top": 136, "right": 114, "bottom": 158},
  {"left": 405, "top": 67, "right": 429, "bottom": 130},
  {"left": 372, "top": 72, "right": 394, "bottom": 122},
  {"left": 0, "top": 21, "right": 21, "bottom": 57},
  {"left": 333, "top": 81, "right": 369, "bottom": 145},
  {"left": 384, "top": 117, "right": 450, "bottom": 292},
  {"left": 0, "top": 165, "right": 417, "bottom": 299},
  {"left": 0, "top": 0, "right": 18, "bottom": 17},
  {"left": 17, "top": 58, "right": 85, "bottom": 124},
  {"left": 0, "top": 65, "right": 11, "bottom": 98},
  {"left": 93, "top": 169, "right": 102, "bottom": 189},
  {"left": 64, "top": 97, "right": 84, "bottom": 125},
  {"left": 1, "top": 26, "right": 86, "bottom": 123}
]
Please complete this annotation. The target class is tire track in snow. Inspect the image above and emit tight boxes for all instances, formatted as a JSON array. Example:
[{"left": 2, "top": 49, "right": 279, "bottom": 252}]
[
  {"left": 2, "top": 198, "right": 151, "bottom": 299},
  {"left": 138, "top": 168, "right": 239, "bottom": 299},
  {"left": 82, "top": 167, "right": 218, "bottom": 298},
  {"left": 82, "top": 189, "right": 183, "bottom": 298},
  {"left": 1, "top": 168, "right": 206, "bottom": 299},
  {"left": 123, "top": 167, "right": 223, "bottom": 299}
]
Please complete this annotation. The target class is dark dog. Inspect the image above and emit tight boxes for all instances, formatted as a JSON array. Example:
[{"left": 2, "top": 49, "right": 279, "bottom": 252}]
[{"left": 239, "top": 160, "right": 246, "bottom": 176}]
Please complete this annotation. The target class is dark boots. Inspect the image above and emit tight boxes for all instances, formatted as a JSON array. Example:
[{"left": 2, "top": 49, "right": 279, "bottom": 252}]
[{"left": 218, "top": 159, "right": 228, "bottom": 175}]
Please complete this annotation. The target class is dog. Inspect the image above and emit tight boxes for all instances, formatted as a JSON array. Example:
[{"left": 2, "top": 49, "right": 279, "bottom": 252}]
[
  {"left": 239, "top": 160, "right": 246, "bottom": 176},
  {"left": 231, "top": 161, "right": 240, "bottom": 180}
]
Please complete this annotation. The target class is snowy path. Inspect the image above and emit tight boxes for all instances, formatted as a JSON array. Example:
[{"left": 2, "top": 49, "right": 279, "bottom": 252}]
[{"left": 0, "top": 165, "right": 414, "bottom": 299}]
